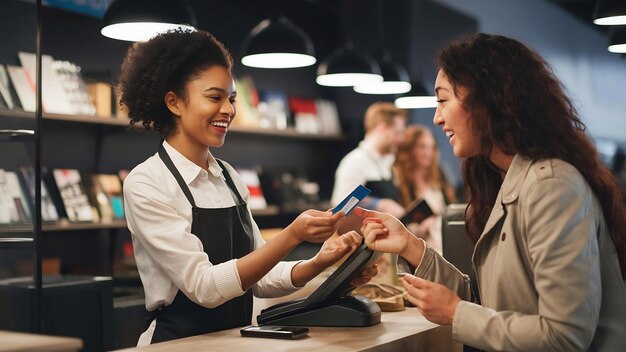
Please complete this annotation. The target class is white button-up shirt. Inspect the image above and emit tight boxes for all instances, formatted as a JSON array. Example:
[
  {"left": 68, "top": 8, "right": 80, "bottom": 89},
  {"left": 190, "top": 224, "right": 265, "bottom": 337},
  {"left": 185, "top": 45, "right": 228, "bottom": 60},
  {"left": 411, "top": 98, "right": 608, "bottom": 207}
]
[
  {"left": 331, "top": 140, "right": 395, "bottom": 205},
  {"left": 124, "top": 141, "right": 300, "bottom": 344}
]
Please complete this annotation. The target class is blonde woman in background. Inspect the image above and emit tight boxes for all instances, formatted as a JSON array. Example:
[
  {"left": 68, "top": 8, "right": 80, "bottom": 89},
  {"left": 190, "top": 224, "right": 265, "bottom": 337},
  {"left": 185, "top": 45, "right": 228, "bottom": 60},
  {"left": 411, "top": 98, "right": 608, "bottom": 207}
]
[{"left": 393, "top": 125, "right": 457, "bottom": 254}]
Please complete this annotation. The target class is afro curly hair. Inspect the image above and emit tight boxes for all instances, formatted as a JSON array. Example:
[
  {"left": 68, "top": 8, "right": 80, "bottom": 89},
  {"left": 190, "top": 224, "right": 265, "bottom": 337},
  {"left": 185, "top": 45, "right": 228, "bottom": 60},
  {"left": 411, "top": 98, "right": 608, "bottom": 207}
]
[{"left": 117, "top": 29, "right": 233, "bottom": 135}]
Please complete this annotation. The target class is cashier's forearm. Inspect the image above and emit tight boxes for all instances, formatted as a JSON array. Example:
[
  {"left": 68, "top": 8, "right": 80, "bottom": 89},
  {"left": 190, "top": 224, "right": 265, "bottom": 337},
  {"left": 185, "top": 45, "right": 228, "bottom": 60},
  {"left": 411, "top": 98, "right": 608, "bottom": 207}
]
[{"left": 236, "top": 227, "right": 301, "bottom": 290}]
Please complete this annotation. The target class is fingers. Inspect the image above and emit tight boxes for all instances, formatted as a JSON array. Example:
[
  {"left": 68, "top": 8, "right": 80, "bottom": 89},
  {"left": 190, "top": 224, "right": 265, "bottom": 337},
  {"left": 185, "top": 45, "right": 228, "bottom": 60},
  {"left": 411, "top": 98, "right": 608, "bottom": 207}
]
[
  {"left": 401, "top": 273, "right": 427, "bottom": 288},
  {"left": 352, "top": 206, "right": 379, "bottom": 219}
]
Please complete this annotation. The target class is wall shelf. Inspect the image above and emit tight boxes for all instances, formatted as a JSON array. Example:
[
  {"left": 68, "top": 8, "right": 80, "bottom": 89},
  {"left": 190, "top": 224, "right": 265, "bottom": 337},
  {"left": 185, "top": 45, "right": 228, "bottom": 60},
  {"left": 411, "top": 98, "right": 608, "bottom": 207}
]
[
  {"left": 0, "top": 129, "right": 35, "bottom": 142},
  {"left": 0, "top": 237, "right": 34, "bottom": 250},
  {"left": 0, "top": 109, "right": 345, "bottom": 141},
  {"left": 0, "top": 206, "right": 283, "bottom": 234}
]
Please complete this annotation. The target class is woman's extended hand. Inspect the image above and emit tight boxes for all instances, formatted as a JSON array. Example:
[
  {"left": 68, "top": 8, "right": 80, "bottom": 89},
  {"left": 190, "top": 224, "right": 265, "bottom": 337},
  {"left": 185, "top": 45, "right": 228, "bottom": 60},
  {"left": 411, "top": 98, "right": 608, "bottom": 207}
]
[
  {"left": 287, "top": 209, "right": 345, "bottom": 243},
  {"left": 312, "top": 230, "right": 361, "bottom": 268},
  {"left": 401, "top": 273, "right": 461, "bottom": 325},
  {"left": 353, "top": 207, "right": 425, "bottom": 268}
]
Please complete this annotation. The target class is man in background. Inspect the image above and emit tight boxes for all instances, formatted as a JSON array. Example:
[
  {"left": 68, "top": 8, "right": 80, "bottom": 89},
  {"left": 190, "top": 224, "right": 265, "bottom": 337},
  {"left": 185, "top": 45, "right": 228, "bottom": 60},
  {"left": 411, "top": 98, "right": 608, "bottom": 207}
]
[{"left": 331, "top": 102, "right": 408, "bottom": 218}]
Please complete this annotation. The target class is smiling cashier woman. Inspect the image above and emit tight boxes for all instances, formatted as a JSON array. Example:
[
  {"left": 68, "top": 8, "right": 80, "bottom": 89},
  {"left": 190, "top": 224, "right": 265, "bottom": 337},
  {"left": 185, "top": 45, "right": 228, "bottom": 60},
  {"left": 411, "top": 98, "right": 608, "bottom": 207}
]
[{"left": 118, "top": 29, "right": 375, "bottom": 346}]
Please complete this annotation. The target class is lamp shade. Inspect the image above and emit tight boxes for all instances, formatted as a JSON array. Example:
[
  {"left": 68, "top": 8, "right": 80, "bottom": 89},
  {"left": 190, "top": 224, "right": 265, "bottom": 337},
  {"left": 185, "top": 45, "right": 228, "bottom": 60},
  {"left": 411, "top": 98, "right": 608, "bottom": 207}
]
[
  {"left": 594, "top": 0, "right": 626, "bottom": 25},
  {"left": 394, "top": 82, "right": 437, "bottom": 109},
  {"left": 353, "top": 59, "right": 411, "bottom": 94},
  {"left": 316, "top": 47, "right": 382, "bottom": 87},
  {"left": 241, "top": 17, "right": 316, "bottom": 69},
  {"left": 101, "top": 0, "right": 195, "bottom": 42},
  {"left": 608, "top": 27, "right": 626, "bottom": 53}
]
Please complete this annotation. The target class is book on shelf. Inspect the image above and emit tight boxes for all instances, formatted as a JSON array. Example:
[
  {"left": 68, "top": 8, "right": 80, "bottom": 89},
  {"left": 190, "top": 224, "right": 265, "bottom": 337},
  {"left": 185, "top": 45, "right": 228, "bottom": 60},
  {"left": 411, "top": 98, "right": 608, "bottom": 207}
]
[
  {"left": 18, "top": 167, "right": 60, "bottom": 222},
  {"left": 315, "top": 99, "right": 342, "bottom": 136},
  {"left": 52, "top": 60, "right": 96, "bottom": 115},
  {"left": 289, "top": 97, "right": 321, "bottom": 134},
  {"left": 18, "top": 52, "right": 75, "bottom": 115},
  {"left": 233, "top": 76, "right": 261, "bottom": 128},
  {"left": 52, "top": 168, "right": 96, "bottom": 222},
  {"left": 0, "top": 169, "right": 32, "bottom": 224},
  {"left": 86, "top": 81, "right": 112, "bottom": 117},
  {"left": 6, "top": 65, "right": 35, "bottom": 112},
  {"left": 235, "top": 167, "right": 268, "bottom": 210},
  {"left": 0, "top": 64, "right": 19, "bottom": 110},
  {"left": 81, "top": 171, "right": 110, "bottom": 222},
  {"left": 18, "top": 52, "right": 97, "bottom": 115},
  {"left": 94, "top": 174, "right": 125, "bottom": 220},
  {"left": 257, "top": 90, "right": 289, "bottom": 130}
]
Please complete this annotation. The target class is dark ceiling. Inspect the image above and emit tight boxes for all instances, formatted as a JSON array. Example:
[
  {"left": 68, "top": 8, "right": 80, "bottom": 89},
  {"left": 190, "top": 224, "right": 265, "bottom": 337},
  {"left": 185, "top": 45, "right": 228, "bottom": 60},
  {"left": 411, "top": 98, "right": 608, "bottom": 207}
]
[{"left": 548, "top": 0, "right": 608, "bottom": 33}]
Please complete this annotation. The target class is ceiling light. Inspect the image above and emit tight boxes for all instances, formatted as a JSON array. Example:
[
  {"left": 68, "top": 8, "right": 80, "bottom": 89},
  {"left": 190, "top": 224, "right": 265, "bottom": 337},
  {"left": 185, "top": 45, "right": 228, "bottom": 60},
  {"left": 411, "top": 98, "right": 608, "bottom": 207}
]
[
  {"left": 101, "top": 0, "right": 195, "bottom": 42},
  {"left": 316, "top": 46, "right": 382, "bottom": 87},
  {"left": 241, "top": 17, "right": 316, "bottom": 69},
  {"left": 394, "top": 82, "right": 437, "bottom": 109},
  {"left": 608, "top": 27, "right": 626, "bottom": 53},
  {"left": 353, "top": 58, "right": 411, "bottom": 94},
  {"left": 594, "top": 0, "right": 626, "bottom": 25}
]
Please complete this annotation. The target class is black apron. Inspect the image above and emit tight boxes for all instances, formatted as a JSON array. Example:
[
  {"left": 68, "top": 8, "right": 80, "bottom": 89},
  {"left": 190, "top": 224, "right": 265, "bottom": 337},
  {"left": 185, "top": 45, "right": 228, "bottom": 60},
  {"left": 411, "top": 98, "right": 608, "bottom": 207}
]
[
  {"left": 361, "top": 147, "right": 401, "bottom": 202},
  {"left": 147, "top": 143, "right": 254, "bottom": 343},
  {"left": 364, "top": 180, "right": 400, "bottom": 202}
]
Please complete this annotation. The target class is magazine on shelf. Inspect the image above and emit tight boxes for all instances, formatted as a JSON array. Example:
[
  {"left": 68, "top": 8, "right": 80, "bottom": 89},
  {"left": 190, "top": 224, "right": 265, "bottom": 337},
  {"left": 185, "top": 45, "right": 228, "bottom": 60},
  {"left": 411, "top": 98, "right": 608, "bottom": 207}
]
[
  {"left": 6, "top": 65, "right": 35, "bottom": 112},
  {"left": 0, "top": 64, "right": 18, "bottom": 110},
  {"left": 289, "top": 97, "right": 320, "bottom": 134},
  {"left": 0, "top": 169, "right": 32, "bottom": 224},
  {"left": 18, "top": 167, "right": 59, "bottom": 222},
  {"left": 18, "top": 52, "right": 75, "bottom": 115},
  {"left": 94, "top": 174, "right": 124, "bottom": 219},
  {"left": 258, "top": 90, "right": 289, "bottom": 130},
  {"left": 52, "top": 168, "right": 95, "bottom": 222}
]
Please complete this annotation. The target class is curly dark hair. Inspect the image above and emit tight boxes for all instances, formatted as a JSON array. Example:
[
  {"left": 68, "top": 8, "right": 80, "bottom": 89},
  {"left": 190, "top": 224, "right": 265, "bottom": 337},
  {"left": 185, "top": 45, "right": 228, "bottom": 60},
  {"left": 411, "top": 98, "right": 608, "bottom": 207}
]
[
  {"left": 437, "top": 33, "right": 626, "bottom": 279},
  {"left": 117, "top": 29, "right": 233, "bottom": 135}
]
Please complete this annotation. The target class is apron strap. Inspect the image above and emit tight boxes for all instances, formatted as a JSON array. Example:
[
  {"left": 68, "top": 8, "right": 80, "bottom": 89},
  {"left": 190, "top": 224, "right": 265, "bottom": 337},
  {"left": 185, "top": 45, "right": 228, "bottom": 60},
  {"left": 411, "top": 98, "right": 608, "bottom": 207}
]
[
  {"left": 215, "top": 159, "right": 246, "bottom": 205},
  {"left": 158, "top": 140, "right": 197, "bottom": 207}
]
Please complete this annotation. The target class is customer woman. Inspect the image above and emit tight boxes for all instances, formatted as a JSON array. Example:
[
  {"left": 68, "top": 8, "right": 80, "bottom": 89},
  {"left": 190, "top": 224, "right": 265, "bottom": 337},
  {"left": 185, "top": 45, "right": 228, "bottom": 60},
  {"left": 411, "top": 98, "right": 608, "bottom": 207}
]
[
  {"left": 393, "top": 124, "right": 457, "bottom": 253},
  {"left": 356, "top": 33, "right": 626, "bottom": 351},
  {"left": 119, "top": 29, "right": 375, "bottom": 346}
]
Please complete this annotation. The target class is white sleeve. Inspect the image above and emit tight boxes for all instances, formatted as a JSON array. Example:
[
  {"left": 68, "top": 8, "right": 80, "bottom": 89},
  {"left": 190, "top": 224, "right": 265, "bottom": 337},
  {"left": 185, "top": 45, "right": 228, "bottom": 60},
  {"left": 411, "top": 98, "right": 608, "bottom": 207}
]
[
  {"left": 331, "top": 153, "right": 369, "bottom": 205},
  {"left": 125, "top": 175, "right": 245, "bottom": 309}
]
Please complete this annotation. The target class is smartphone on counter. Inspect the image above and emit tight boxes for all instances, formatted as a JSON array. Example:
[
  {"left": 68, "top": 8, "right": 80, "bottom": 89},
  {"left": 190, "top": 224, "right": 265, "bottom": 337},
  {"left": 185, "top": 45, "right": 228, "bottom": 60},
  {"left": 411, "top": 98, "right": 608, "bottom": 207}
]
[{"left": 240, "top": 325, "right": 309, "bottom": 340}]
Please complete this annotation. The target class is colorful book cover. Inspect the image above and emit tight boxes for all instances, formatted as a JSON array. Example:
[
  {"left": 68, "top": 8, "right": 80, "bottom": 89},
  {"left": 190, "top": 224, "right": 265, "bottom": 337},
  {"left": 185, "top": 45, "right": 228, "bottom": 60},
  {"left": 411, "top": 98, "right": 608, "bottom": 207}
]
[
  {"left": 95, "top": 174, "right": 124, "bottom": 219},
  {"left": 52, "top": 168, "right": 95, "bottom": 222}
]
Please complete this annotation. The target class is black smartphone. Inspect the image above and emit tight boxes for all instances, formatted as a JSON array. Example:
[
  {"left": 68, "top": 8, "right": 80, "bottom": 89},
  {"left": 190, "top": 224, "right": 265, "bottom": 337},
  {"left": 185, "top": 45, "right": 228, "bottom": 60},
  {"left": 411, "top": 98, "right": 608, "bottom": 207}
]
[{"left": 240, "top": 325, "right": 309, "bottom": 340}]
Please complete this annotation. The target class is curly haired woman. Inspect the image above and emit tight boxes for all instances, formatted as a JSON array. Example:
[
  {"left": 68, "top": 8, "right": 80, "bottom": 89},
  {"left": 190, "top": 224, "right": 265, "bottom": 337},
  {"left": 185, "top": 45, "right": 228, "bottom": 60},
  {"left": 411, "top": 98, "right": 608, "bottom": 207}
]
[
  {"left": 118, "top": 29, "right": 375, "bottom": 346},
  {"left": 357, "top": 33, "right": 626, "bottom": 351}
]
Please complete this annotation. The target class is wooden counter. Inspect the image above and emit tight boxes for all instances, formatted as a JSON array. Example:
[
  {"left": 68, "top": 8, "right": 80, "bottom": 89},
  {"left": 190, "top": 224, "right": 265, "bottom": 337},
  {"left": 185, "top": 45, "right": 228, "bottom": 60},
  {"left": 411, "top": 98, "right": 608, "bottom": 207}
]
[
  {"left": 0, "top": 330, "right": 82, "bottom": 352},
  {"left": 114, "top": 308, "right": 461, "bottom": 352}
]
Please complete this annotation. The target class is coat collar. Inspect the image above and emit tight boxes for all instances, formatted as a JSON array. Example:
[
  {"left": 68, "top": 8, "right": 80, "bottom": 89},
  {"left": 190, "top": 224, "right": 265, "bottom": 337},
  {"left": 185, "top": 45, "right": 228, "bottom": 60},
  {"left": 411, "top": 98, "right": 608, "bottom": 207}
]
[{"left": 479, "top": 154, "right": 534, "bottom": 237}]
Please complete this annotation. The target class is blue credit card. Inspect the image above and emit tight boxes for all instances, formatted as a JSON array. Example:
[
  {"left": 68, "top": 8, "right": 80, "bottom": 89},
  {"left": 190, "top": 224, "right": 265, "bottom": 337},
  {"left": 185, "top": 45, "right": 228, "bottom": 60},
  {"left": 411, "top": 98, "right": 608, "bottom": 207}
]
[{"left": 331, "top": 185, "right": 371, "bottom": 215}]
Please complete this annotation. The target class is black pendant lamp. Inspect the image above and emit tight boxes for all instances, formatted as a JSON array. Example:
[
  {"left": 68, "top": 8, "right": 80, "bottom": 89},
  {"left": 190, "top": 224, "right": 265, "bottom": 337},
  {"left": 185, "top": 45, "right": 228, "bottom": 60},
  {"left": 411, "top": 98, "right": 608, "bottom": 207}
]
[
  {"left": 353, "top": 54, "right": 411, "bottom": 94},
  {"left": 241, "top": 17, "right": 316, "bottom": 69},
  {"left": 394, "top": 81, "right": 437, "bottom": 109},
  {"left": 316, "top": 44, "right": 382, "bottom": 87},
  {"left": 101, "top": 0, "right": 195, "bottom": 42},
  {"left": 594, "top": 0, "right": 626, "bottom": 26},
  {"left": 608, "top": 27, "right": 626, "bottom": 53}
]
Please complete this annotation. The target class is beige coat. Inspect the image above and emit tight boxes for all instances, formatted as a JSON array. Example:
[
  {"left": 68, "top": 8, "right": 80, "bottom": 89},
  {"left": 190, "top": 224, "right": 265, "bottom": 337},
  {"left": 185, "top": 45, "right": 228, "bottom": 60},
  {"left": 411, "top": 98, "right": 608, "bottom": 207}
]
[{"left": 411, "top": 155, "right": 626, "bottom": 351}]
